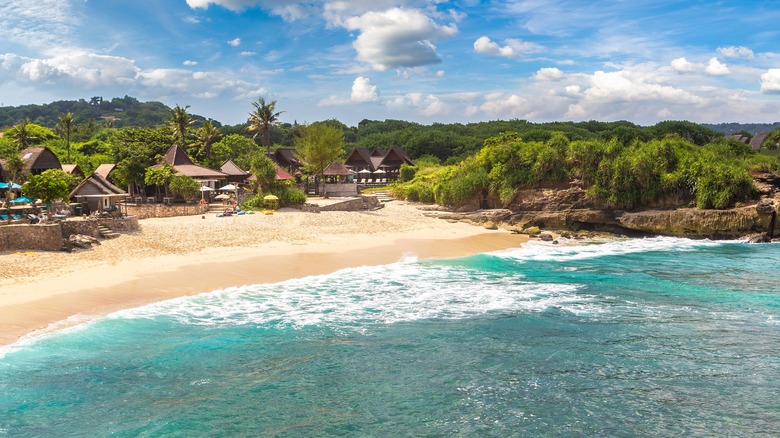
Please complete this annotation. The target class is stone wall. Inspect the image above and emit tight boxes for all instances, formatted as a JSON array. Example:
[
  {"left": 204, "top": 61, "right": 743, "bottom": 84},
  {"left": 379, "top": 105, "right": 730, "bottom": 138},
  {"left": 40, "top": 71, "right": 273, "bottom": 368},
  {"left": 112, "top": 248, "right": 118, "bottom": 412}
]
[
  {"left": 323, "top": 183, "right": 358, "bottom": 197},
  {"left": 97, "top": 217, "right": 140, "bottom": 232},
  {"left": 0, "top": 224, "right": 62, "bottom": 251},
  {"left": 61, "top": 220, "right": 99, "bottom": 238},
  {"left": 126, "top": 204, "right": 208, "bottom": 220}
]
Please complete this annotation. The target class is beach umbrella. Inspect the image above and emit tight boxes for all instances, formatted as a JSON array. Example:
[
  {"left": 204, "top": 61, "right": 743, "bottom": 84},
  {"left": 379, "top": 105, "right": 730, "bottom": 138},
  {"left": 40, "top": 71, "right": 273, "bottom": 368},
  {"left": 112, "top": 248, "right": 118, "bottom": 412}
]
[
  {"left": 199, "top": 185, "right": 213, "bottom": 191},
  {"left": 218, "top": 183, "right": 237, "bottom": 191},
  {"left": 357, "top": 169, "right": 371, "bottom": 174},
  {"left": 373, "top": 169, "right": 386, "bottom": 174},
  {"left": 263, "top": 194, "right": 279, "bottom": 201},
  {"left": 215, "top": 193, "right": 230, "bottom": 200},
  {"left": 0, "top": 182, "right": 22, "bottom": 189}
]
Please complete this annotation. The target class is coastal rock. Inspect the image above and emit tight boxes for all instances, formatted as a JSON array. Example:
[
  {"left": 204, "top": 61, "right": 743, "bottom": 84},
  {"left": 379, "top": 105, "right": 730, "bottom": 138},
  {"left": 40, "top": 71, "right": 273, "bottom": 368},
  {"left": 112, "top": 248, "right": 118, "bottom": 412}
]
[
  {"left": 618, "top": 206, "right": 771, "bottom": 238},
  {"left": 539, "top": 233, "right": 554, "bottom": 242},
  {"left": 68, "top": 234, "right": 100, "bottom": 249},
  {"left": 747, "top": 233, "right": 771, "bottom": 243}
]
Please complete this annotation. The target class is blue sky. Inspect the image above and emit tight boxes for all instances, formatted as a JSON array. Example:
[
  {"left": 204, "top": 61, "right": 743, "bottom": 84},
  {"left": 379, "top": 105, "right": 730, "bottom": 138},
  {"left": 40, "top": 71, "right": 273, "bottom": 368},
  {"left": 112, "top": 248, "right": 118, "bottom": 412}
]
[{"left": 1, "top": 0, "right": 779, "bottom": 127}]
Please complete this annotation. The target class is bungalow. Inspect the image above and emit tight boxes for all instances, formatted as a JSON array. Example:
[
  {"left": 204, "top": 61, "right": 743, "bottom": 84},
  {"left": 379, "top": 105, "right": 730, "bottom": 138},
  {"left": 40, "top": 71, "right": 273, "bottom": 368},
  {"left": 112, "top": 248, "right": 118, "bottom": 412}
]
[
  {"left": 749, "top": 132, "right": 771, "bottom": 151},
  {"left": 345, "top": 146, "right": 415, "bottom": 182},
  {"left": 70, "top": 172, "right": 127, "bottom": 214},
  {"left": 20, "top": 147, "right": 61, "bottom": 176},
  {"left": 61, "top": 164, "right": 86, "bottom": 180},
  {"left": 220, "top": 159, "right": 251, "bottom": 185},
  {"left": 153, "top": 144, "right": 227, "bottom": 188},
  {"left": 268, "top": 148, "right": 303, "bottom": 175}
]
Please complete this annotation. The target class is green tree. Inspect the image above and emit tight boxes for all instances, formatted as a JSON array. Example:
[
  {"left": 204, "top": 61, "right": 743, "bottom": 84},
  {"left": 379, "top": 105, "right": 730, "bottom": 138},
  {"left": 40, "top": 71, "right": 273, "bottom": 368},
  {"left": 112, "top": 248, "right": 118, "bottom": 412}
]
[
  {"left": 23, "top": 169, "right": 73, "bottom": 214},
  {"left": 211, "top": 134, "right": 257, "bottom": 170},
  {"left": 169, "top": 104, "right": 193, "bottom": 148},
  {"left": 247, "top": 97, "right": 284, "bottom": 154},
  {"left": 195, "top": 119, "right": 221, "bottom": 162},
  {"left": 295, "top": 123, "right": 344, "bottom": 195},
  {"left": 6, "top": 118, "right": 37, "bottom": 150},
  {"left": 169, "top": 174, "right": 200, "bottom": 201},
  {"left": 144, "top": 165, "right": 176, "bottom": 198},
  {"left": 112, "top": 127, "right": 172, "bottom": 194},
  {"left": 249, "top": 152, "right": 277, "bottom": 193},
  {"left": 58, "top": 112, "right": 74, "bottom": 164}
]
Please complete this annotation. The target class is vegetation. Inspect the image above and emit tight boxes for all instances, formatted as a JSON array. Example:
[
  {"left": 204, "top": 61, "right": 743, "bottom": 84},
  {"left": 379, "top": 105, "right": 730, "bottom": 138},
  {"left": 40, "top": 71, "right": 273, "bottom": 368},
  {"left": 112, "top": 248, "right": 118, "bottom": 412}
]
[
  {"left": 395, "top": 132, "right": 762, "bottom": 210},
  {"left": 23, "top": 169, "right": 74, "bottom": 212},
  {"left": 247, "top": 97, "right": 284, "bottom": 154},
  {"left": 294, "top": 123, "right": 345, "bottom": 191}
]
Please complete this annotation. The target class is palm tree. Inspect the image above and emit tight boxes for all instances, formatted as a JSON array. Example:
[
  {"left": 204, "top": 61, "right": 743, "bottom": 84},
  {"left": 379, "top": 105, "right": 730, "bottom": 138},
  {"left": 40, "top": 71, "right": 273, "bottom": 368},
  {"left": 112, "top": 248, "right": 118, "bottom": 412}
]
[
  {"left": 247, "top": 97, "right": 284, "bottom": 155},
  {"left": 169, "top": 104, "right": 193, "bottom": 147},
  {"left": 196, "top": 120, "right": 221, "bottom": 161},
  {"left": 58, "top": 112, "right": 74, "bottom": 164},
  {"left": 8, "top": 118, "right": 35, "bottom": 151}
]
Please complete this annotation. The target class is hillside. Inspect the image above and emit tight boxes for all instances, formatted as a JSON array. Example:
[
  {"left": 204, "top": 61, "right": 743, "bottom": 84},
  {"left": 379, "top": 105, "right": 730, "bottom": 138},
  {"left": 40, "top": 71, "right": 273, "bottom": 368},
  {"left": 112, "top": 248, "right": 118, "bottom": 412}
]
[
  {"left": 0, "top": 96, "right": 211, "bottom": 129},
  {"left": 701, "top": 122, "right": 780, "bottom": 135}
]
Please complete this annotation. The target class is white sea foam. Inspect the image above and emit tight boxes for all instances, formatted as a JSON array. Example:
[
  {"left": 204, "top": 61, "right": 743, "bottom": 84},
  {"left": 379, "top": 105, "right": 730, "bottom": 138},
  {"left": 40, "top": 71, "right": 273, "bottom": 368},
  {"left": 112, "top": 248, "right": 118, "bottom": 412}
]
[
  {"left": 112, "top": 260, "right": 590, "bottom": 329},
  {"left": 494, "top": 236, "right": 725, "bottom": 263}
]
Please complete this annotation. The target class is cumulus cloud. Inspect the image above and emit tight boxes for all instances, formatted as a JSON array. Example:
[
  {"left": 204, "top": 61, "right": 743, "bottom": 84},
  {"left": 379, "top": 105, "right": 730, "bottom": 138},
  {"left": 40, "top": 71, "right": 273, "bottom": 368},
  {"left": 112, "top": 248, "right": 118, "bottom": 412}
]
[
  {"left": 186, "top": 0, "right": 260, "bottom": 12},
  {"left": 717, "top": 46, "right": 754, "bottom": 59},
  {"left": 760, "top": 69, "right": 780, "bottom": 93},
  {"left": 435, "top": 70, "right": 445, "bottom": 78},
  {"left": 351, "top": 76, "right": 379, "bottom": 102},
  {"left": 228, "top": 38, "right": 242, "bottom": 47},
  {"left": 344, "top": 8, "right": 457, "bottom": 71},
  {"left": 387, "top": 92, "right": 449, "bottom": 117},
  {"left": 671, "top": 57, "right": 697, "bottom": 73},
  {"left": 473, "top": 36, "right": 542, "bottom": 58},
  {"left": 240, "top": 51, "right": 257, "bottom": 57},
  {"left": 672, "top": 57, "right": 730, "bottom": 76},
  {"left": 15, "top": 50, "right": 139, "bottom": 87},
  {"left": 183, "top": 60, "right": 198, "bottom": 66},
  {"left": 704, "top": 57, "right": 730, "bottom": 75},
  {"left": 534, "top": 67, "right": 564, "bottom": 81}
]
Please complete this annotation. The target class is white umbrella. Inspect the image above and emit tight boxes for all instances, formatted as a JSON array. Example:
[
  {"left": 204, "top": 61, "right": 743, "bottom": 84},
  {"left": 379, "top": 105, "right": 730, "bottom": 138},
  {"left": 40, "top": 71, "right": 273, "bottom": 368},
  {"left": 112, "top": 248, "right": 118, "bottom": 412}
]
[
  {"left": 373, "top": 169, "right": 386, "bottom": 174},
  {"left": 215, "top": 193, "right": 230, "bottom": 200},
  {"left": 199, "top": 185, "right": 213, "bottom": 192},
  {"left": 218, "top": 183, "right": 237, "bottom": 191},
  {"left": 358, "top": 169, "right": 371, "bottom": 174}
]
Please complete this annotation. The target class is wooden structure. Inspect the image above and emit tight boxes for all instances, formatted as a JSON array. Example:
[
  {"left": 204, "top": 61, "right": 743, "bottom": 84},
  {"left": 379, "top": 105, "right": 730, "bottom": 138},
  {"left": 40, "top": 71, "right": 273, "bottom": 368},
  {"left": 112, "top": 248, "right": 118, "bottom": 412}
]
[
  {"left": 70, "top": 172, "right": 128, "bottom": 214},
  {"left": 345, "top": 146, "right": 415, "bottom": 182},
  {"left": 94, "top": 163, "right": 118, "bottom": 182},
  {"left": 19, "top": 147, "right": 61, "bottom": 176},
  {"left": 220, "top": 159, "right": 251, "bottom": 185},
  {"left": 268, "top": 148, "right": 303, "bottom": 175},
  {"left": 152, "top": 145, "right": 227, "bottom": 187}
]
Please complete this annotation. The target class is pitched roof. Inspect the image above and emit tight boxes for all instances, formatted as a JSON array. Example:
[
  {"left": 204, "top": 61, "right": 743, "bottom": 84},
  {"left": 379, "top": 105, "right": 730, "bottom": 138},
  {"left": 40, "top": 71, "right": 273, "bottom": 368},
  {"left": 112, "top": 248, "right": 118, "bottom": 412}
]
[
  {"left": 162, "top": 144, "right": 196, "bottom": 166},
  {"left": 370, "top": 147, "right": 386, "bottom": 157},
  {"left": 322, "top": 163, "right": 354, "bottom": 176},
  {"left": 94, "top": 163, "right": 117, "bottom": 179},
  {"left": 61, "top": 164, "right": 85, "bottom": 178},
  {"left": 154, "top": 144, "right": 227, "bottom": 179},
  {"left": 275, "top": 163, "right": 294, "bottom": 180},
  {"left": 272, "top": 148, "right": 301, "bottom": 166},
  {"left": 19, "top": 147, "right": 61, "bottom": 173},
  {"left": 749, "top": 132, "right": 771, "bottom": 150},
  {"left": 70, "top": 172, "right": 127, "bottom": 198},
  {"left": 725, "top": 134, "right": 749, "bottom": 143},
  {"left": 345, "top": 147, "right": 375, "bottom": 170},
  {"left": 220, "top": 159, "right": 249, "bottom": 176}
]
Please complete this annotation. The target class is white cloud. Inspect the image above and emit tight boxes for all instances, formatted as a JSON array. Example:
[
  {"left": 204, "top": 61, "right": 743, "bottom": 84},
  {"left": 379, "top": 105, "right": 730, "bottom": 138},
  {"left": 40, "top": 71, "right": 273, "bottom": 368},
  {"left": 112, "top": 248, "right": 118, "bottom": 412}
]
[
  {"left": 183, "top": 16, "right": 201, "bottom": 24},
  {"left": 186, "top": 0, "right": 260, "bottom": 12},
  {"left": 671, "top": 57, "right": 697, "bottom": 73},
  {"left": 344, "top": 8, "right": 457, "bottom": 71},
  {"left": 228, "top": 38, "right": 242, "bottom": 47},
  {"left": 351, "top": 76, "right": 378, "bottom": 102},
  {"left": 717, "top": 46, "right": 754, "bottom": 59},
  {"left": 0, "top": 0, "right": 77, "bottom": 49},
  {"left": 474, "top": 36, "right": 542, "bottom": 58},
  {"left": 672, "top": 57, "right": 730, "bottom": 76},
  {"left": 704, "top": 57, "right": 730, "bottom": 75},
  {"left": 183, "top": 60, "right": 198, "bottom": 66},
  {"left": 240, "top": 51, "right": 257, "bottom": 57},
  {"left": 435, "top": 70, "right": 445, "bottom": 78},
  {"left": 387, "top": 92, "right": 449, "bottom": 117},
  {"left": 15, "top": 50, "right": 139, "bottom": 87},
  {"left": 534, "top": 67, "right": 564, "bottom": 81},
  {"left": 760, "top": 69, "right": 780, "bottom": 93}
]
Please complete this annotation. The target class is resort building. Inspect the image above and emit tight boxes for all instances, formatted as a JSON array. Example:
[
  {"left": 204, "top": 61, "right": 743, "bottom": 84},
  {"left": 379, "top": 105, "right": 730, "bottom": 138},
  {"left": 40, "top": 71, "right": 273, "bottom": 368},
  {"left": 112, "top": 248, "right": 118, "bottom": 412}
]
[
  {"left": 19, "top": 147, "right": 61, "bottom": 176},
  {"left": 153, "top": 144, "right": 228, "bottom": 188},
  {"left": 268, "top": 148, "right": 303, "bottom": 176},
  {"left": 345, "top": 147, "right": 415, "bottom": 182},
  {"left": 70, "top": 172, "right": 128, "bottom": 214},
  {"left": 220, "top": 159, "right": 251, "bottom": 185},
  {"left": 94, "top": 163, "right": 119, "bottom": 183}
]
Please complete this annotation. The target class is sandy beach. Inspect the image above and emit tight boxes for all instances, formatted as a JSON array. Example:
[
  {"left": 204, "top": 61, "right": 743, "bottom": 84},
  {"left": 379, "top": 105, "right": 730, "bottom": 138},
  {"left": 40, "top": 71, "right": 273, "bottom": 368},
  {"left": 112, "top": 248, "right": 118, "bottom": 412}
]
[{"left": 0, "top": 201, "right": 527, "bottom": 346}]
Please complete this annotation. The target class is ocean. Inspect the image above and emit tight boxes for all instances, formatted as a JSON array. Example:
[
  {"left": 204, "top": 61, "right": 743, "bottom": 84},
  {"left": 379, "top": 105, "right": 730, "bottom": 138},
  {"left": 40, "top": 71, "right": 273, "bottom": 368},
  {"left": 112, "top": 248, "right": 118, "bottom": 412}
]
[{"left": 1, "top": 237, "right": 779, "bottom": 437}]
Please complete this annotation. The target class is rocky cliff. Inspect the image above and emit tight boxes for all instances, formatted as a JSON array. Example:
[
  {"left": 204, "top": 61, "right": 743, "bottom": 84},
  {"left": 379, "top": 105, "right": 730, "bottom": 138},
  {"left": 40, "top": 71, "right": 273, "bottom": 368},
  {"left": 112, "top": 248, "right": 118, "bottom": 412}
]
[{"left": 428, "top": 184, "right": 780, "bottom": 239}]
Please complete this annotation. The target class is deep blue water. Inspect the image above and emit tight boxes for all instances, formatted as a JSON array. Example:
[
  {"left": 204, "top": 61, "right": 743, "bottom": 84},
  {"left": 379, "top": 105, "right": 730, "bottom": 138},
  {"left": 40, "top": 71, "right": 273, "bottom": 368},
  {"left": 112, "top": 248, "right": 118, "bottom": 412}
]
[{"left": 2, "top": 237, "right": 779, "bottom": 437}]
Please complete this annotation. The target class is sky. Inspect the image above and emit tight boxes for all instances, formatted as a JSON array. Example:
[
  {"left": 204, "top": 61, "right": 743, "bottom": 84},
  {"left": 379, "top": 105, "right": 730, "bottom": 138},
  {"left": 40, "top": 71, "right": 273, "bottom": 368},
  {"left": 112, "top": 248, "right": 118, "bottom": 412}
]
[{"left": 1, "top": 0, "right": 779, "bottom": 127}]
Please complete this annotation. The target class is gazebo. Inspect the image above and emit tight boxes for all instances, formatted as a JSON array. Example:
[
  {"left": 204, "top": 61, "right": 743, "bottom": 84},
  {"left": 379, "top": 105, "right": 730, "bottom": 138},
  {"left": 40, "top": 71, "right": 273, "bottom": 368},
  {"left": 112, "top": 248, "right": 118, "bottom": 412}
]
[{"left": 70, "top": 172, "right": 128, "bottom": 215}]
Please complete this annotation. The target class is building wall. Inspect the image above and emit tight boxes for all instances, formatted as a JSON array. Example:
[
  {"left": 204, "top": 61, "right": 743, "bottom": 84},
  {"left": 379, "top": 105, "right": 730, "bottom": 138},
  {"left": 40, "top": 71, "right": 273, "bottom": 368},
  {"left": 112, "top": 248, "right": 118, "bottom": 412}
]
[{"left": 323, "top": 183, "right": 358, "bottom": 197}]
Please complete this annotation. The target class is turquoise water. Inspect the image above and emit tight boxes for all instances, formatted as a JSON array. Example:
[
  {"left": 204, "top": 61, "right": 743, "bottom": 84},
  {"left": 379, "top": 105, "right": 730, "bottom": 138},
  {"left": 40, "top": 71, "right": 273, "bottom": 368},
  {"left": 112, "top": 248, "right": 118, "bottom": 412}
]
[{"left": 2, "top": 237, "right": 779, "bottom": 436}]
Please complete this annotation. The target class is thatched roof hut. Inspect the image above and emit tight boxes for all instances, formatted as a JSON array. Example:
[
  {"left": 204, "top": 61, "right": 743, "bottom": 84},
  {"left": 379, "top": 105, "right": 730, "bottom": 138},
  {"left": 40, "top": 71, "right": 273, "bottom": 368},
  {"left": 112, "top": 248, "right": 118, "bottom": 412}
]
[
  {"left": 61, "top": 164, "right": 86, "bottom": 179},
  {"left": 70, "top": 172, "right": 127, "bottom": 213},
  {"left": 20, "top": 147, "right": 61, "bottom": 175},
  {"left": 152, "top": 145, "right": 227, "bottom": 182}
]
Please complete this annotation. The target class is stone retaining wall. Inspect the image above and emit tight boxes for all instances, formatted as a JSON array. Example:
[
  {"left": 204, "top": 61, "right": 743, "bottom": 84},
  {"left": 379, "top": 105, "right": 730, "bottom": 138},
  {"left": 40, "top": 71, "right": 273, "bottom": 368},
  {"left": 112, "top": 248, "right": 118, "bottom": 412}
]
[
  {"left": 97, "top": 217, "right": 140, "bottom": 233},
  {"left": 0, "top": 224, "right": 62, "bottom": 251},
  {"left": 61, "top": 220, "right": 100, "bottom": 238},
  {"left": 323, "top": 183, "right": 358, "bottom": 197},
  {"left": 126, "top": 204, "right": 208, "bottom": 220}
]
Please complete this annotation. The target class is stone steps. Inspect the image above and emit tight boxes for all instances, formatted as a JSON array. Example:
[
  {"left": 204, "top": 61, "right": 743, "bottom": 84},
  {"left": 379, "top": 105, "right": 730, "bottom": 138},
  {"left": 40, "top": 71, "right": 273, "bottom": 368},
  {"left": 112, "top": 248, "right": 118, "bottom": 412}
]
[
  {"left": 97, "top": 225, "right": 120, "bottom": 239},
  {"left": 372, "top": 191, "right": 395, "bottom": 202}
]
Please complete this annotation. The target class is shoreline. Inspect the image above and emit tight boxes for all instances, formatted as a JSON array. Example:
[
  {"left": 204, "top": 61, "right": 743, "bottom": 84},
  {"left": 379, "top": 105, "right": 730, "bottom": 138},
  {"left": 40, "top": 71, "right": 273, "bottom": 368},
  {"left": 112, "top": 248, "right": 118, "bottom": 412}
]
[{"left": 0, "top": 203, "right": 527, "bottom": 346}]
